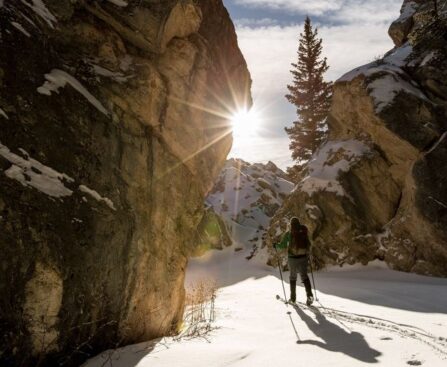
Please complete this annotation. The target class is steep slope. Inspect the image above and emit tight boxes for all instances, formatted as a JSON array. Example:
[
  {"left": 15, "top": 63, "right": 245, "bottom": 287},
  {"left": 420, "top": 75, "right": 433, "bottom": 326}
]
[
  {"left": 195, "top": 159, "right": 293, "bottom": 258},
  {"left": 268, "top": 0, "right": 447, "bottom": 276},
  {"left": 0, "top": 1, "right": 251, "bottom": 365}
]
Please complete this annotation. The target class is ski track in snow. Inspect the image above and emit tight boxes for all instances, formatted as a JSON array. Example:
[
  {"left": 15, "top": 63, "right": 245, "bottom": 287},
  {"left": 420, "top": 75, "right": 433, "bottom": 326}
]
[
  {"left": 296, "top": 302, "right": 447, "bottom": 357},
  {"left": 85, "top": 252, "right": 447, "bottom": 367}
]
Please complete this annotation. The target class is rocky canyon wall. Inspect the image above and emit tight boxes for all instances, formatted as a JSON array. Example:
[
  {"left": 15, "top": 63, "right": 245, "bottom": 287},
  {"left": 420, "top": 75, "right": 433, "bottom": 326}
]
[
  {"left": 0, "top": 0, "right": 251, "bottom": 365},
  {"left": 268, "top": 0, "right": 447, "bottom": 276}
]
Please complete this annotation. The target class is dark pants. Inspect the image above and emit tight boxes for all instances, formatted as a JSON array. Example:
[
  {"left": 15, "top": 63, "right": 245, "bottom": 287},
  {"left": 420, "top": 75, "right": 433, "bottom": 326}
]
[
  {"left": 288, "top": 255, "right": 309, "bottom": 283},
  {"left": 288, "top": 255, "right": 313, "bottom": 297}
]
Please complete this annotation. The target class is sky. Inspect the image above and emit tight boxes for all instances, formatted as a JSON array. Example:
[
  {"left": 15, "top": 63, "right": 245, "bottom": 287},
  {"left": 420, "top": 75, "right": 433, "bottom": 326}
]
[{"left": 224, "top": 0, "right": 404, "bottom": 170}]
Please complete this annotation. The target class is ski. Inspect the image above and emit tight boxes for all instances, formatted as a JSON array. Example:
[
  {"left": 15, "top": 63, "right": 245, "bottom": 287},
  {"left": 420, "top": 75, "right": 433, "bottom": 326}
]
[
  {"left": 275, "top": 294, "right": 297, "bottom": 306},
  {"left": 276, "top": 294, "right": 319, "bottom": 310}
]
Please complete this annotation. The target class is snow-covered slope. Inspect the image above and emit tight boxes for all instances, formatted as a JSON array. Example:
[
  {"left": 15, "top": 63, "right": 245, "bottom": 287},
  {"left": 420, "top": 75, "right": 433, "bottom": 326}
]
[
  {"left": 85, "top": 258, "right": 447, "bottom": 367},
  {"left": 203, "top": 158, "right": 293, "bottom": 256},
  {"left": 207, "top": 158, "right": 293, "bottom": 229}
]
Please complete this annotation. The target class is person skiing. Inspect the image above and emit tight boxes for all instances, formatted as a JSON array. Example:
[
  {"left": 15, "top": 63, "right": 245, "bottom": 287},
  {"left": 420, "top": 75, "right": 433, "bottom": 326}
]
[{"left": 274, "top": 217, "right": 314, "bottom": 306}]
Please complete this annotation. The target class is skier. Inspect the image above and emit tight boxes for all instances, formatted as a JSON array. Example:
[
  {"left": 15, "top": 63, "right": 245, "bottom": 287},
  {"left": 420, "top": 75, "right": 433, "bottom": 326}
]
[{"left": 274, "top": 217, "right": 314, "bottom": 306}]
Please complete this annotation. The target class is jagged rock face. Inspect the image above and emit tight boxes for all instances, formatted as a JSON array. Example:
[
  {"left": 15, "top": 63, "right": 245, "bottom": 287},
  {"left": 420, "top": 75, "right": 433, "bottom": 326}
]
[
  {"left": 207, "top": 159, "right": 293, "bottom": 228},
  {"left": 0, "top": 1, "right": 250, "bottom": 365},
  {"left": 268, "top": 0, "right": 447, "bottom": 276},
  {"left": 201, "top": 159, "right": 293, "bottom": 255}
]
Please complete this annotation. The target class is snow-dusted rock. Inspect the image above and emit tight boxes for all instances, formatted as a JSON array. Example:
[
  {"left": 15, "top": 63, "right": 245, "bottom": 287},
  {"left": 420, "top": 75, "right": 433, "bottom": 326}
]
[
  {"left": 198, "top": 159, "right": 293, "bottom": 257},
  {"left": 0, "top": 0, "right": 250, "bottom": 365},
  {"left": 269, "top": 0, "right": 447, "bottom": 277}
]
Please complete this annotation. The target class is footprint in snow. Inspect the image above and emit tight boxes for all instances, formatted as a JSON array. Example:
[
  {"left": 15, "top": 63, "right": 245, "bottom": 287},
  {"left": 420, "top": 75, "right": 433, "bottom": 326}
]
[{"left": 407, "top": 360, "right": 422, "bottom": 366}]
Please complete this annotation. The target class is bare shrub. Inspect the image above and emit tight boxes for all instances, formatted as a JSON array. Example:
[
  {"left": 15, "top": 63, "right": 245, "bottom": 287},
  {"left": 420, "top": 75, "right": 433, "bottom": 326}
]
[{"left": 175, "top": 280, "right": 217, "bottom": 341}]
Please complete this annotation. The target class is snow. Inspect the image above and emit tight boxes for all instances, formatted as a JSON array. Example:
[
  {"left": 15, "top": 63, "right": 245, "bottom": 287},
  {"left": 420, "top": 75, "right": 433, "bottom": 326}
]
[
  {"left": 338, "top": 40, "right": 413, "bottom": 84},
  {"left": 368, "top": 73, "right": 430, "bottom": 113},
  {"left": 106, "top": 0, "right": 128, "bottom": 7},
  {"left": 79, "top": 185, "right": 116, "bottom": 211},
  {"left": 37, "top": 69, "right": 109, "bottom": 116},
  {"left": 375, "top": 228, "right": 392, "bottom": 250},
  {"left": 119, "top": 55, "right": 133, "bottom": 72},
  {"left": 337, "top": 42, "right": 429, "bottom": 114},
  {"left": 338, "top": 43, "right": 412, "bottom": 83},
  {"left": 91, "top": 65, "right": 131, "bottom": 83},
  {"left": 395, "top": 1, "right": 418, "bottom": 24},
  {"left": 298, "top": 140, "right": 370, "bottom": 197},
  {"left": 337, "top": 61, "right": 403, "bottom": 83},
  {"left": 420, "top": 51, "right": 438, "bottom": 67},
  {"left": 383, "top": 43, "right": 413, "bottom": 67},
  {"left": 427, "top": 131, "right": 447, "bottom": 154},
  {"left": 0, "top": 142, "right": 74, "bottom": 197},
  {"left": 21, "top": 0, "right": 57, "bottom": 28},
  {"left": 0, "top": 142, "right": 116, "bottom": 209},
  {"left": 0, "top": 108, "right": 8, "bottom": 119},
  {"left": 207, "top": 159, "right": 293, "bottom": 233},
  {"left": 85, "top": 253, "right": 447, "bottom": 367},
  {"left": 11, "top": 21, "right": 31, "bottom": 37},
  {"left": 428, "top": 196, "right": 447, "bottom": 209}
]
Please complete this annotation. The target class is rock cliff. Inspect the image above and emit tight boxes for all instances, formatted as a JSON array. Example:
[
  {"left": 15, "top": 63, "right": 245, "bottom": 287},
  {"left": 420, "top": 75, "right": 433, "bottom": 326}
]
[
  {"left": 0, "top": 0, "right": 250, "bottom": 365},
  {"left": 268, "top": 0, "right": 447, "bottom": 276}
]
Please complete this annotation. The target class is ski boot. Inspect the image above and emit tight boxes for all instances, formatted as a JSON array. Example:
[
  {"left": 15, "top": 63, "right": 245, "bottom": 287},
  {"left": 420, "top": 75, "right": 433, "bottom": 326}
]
[
  {"left": 288, "top": 280, "right": 296, "bottom": 304},
  {"left": 303, "top": 278, "right": 314, "bottom": 306},
  {"left": 306, "top": 295, "right": 314, "bottom": 306}
]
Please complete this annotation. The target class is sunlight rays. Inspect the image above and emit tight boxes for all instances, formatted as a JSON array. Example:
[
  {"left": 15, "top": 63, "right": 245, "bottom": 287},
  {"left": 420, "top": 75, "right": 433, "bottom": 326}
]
[{"left": 154, "top": 63, "right": 254, "bottom": 182}]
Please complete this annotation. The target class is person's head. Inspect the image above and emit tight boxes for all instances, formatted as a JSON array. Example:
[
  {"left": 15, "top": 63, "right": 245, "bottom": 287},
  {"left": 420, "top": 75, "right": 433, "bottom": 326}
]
[{"left": 290, "top": 217, "right": 300, "bottom": 232}]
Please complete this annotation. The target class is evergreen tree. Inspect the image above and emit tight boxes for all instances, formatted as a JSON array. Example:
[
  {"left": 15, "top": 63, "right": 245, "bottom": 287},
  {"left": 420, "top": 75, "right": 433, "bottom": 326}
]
[{"left": 285, "top": 16, "right": 332, "bottom": 175}]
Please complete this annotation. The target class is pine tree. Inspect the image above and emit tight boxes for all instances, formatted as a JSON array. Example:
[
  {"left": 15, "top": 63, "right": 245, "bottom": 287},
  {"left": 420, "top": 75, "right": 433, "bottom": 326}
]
[{"left": 285, "top": 17, "right": 332, "bottom": 175}]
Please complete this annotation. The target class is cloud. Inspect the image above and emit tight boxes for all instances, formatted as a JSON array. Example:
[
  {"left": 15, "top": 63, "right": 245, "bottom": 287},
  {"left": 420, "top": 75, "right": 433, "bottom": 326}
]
[
  {"left": 229, "top": 135, "right": 293, "bottom": 169},
  {"left": 228, "top": 0, "right": 403, "bottom": 167},
  {"left": 234, "top": 0, "right": 345, "bottom": 16},
  {"left": 234, "top": 17, "right": 280, "bottom": 27},
  {"left": 237, "top": 21, "right": 395, "bottom": 100},
  {"left": 233, "top": 0, "right": 402, "bottom": 22}
]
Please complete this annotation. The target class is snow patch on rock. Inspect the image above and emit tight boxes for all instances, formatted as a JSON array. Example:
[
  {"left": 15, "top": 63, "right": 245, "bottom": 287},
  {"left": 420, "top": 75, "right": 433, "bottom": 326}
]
[
  {"left": 338, "top": 43, "right": 412, "bottom": 83},
  {"left": 207, "top": 159, "right": 293, "bottom": 231},
  {"left": 79, "top": 185, "right": 116, "bottom": 211},
  {"left": 368, "top": 73, "right": 429, "bottom": 113},
  {"left": 92, "top": 64, "right": 132, "bottom": 83},
  {"left": 395, "top": 1, "right": 418, "bottom": 24},
  {"left": 0, "top": 108, "right": 8, "bottom": 119},
  {"left": 0, "top": 142, "right": 74, "bottom": 197},
  {"left": 106, "top": 0, "right": 128, "bottom": 7},
  {"left": 21, "top": 0, "right": 57, "bottom": 28},
  {"left": 420, "top": 51, "right": 438, "bottom": 67},
  {"left": 37, "top": 69, "right": 109, "bottom": 115},
  {"left": 0, "top": 142, "right": 117, "bottom": 211},
  {"left": 383, "top": 43, "right": 413, "bottom": 67},
  {"left": 11, "top": 21, "right": 31, "bottom": 37},
  {"left": 337, "top": 61, "right": 403, "bottom": 83},
  {"left": 298, "top": 140, "right": 371, "bottom": 197}
]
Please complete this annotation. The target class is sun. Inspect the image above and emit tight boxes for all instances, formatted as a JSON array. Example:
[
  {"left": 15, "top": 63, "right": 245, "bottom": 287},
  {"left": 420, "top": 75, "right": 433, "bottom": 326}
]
[{"left": 230, "top": 108, "right": 260, "bottom": 138}]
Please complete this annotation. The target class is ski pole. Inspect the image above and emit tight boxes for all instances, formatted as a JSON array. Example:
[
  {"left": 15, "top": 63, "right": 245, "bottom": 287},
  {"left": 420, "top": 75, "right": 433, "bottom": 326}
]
[
  {"left": 309, "top": 255, "right": 319, "bottom": 302},
  {"left": 274, "top": 245, "right": 288, "bottom": 303}
]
